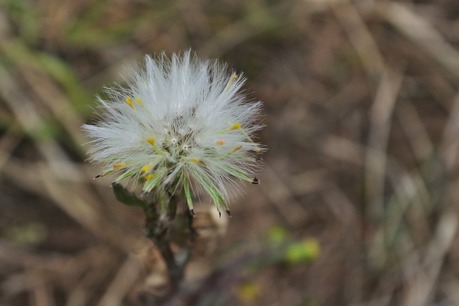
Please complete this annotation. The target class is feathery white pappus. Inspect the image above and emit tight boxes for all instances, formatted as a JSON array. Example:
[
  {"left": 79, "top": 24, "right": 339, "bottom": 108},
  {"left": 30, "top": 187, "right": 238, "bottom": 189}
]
[{"left": 82, "top": 51, "right": 265, "bottom": 214}]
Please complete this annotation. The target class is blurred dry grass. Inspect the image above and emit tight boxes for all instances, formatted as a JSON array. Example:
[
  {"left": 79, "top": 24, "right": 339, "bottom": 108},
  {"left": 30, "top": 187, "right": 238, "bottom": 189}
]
[{"left": 2, "top": 0, "right": 459, "bottom": 305}]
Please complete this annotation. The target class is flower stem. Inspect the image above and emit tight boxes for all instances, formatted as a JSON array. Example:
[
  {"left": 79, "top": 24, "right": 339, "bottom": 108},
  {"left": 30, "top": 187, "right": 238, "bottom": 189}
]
[
  {"left": 144, "top": 192, "right": 195, "bottom": 296},
  {"left": 111, "top": 183, "right": 195, "bottom": 298}
]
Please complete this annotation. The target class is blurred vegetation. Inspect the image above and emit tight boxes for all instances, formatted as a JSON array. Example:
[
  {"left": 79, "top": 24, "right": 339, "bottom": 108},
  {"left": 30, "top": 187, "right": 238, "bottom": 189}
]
[{"left": 2, "top": 0, "right": 459, "bottom": 305}]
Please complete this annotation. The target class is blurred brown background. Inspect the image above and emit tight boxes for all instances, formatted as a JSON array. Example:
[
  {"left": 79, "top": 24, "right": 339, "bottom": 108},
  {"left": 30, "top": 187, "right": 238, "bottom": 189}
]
[{"left": 2, "top": 0, "right": 459, "bottom": 305}]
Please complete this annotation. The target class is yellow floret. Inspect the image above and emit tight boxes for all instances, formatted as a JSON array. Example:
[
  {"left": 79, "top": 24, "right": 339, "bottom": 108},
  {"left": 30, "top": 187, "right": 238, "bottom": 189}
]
[
  {"left": 229, "top": 145, "right": 242, "bottom": 154},
  {"left": 141, "top": 163, "right": 152, "bottom": 173},
  {"left": 230, "top": 122, "right": 241, "bottom": 130},
  {"left": 125, "top": 97, "right": 135, "bottom": 108},
  {"left": 147, "top": 137, "right": 155, "bottom": 145},
  {"left": 113, "top": 162, "right": 127, "bottom": 169}
]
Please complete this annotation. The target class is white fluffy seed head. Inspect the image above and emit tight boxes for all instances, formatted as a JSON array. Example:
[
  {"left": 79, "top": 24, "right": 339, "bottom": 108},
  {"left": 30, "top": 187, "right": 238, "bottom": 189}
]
[{"left": 83, "top": 51, "right": 265, "bottom": 212}]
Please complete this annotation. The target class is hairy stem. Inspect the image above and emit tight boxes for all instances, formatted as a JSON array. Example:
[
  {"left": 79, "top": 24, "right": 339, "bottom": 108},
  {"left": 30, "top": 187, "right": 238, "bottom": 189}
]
[
  {"left": 112, "top": 183, "right": 195, "bottom": 300},
  {"left": 144, "top": 192, "right": 195, "bottom": 297}
]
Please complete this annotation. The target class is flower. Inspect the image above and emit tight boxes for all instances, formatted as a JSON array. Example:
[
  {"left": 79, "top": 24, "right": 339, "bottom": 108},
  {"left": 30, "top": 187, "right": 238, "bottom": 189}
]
[{"left": 83, "top": 51, "right": 264, "bottom": 214}]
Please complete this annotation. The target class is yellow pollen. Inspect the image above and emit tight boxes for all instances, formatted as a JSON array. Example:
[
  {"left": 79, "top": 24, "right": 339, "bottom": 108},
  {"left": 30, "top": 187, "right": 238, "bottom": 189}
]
[
  {"left": 216, "top": 139, "right": 225, "bottom": 146},
  {"left": 144, "top": 173, "right": 154, "bottom": 181},
  {"left": 224, "top": 73, "right": 239, "bottom": 92},
  {"left": 229, "top": 145, "right": 242, "bottom": 154},
  {"left": 135, "top": 97, "right": 143, "bottom": 105},
  {"left": 147, "top": 137, "right": 155, "bottom": 145},
  {"left": 228, "top": 73, "right": 238, "bottom": 86},
  {"left": 113, "top": 162, "right": 126, "bottom": 169},
  {"left": 191, "top": 157, "right": 200, "bottom": 164},
  {"left": 141, "top": 163, "right": 152, "bottom": 173},
  {"left": 125, "top": 97, "right": 135, "bottom": 108},
  {"left": 230, "top": 122, "right": 241, "bottom": 130}
]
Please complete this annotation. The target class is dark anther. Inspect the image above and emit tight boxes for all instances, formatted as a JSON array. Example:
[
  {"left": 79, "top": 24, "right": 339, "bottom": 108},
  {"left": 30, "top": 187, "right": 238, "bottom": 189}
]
[
  {"left": 190, "top": 209, "right": 195, "bottom": 217},
  {"left": 251, "top": 177, "right": 260, "bottom": 184},
  {"left": 226, "top": 210, "right": 232, "bottom": 218},
  {"left": 218, "top": 211, "right": 222, "bottom": 218},
  {"left": 94, "top": 174, "right": 101, "bottom": 179}
]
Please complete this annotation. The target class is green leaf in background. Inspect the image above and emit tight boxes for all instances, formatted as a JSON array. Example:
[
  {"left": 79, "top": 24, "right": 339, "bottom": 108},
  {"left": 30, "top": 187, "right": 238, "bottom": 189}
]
[
  {"left": 237, "top": 281, "right": 260, "bottom": 303},
  {"left": 3, "top": 0, "right": 40, "bottom": 43},
  {"left": 28, "top": 120, "right": 60, "bottom": 142},
  {"left": 1, "top": 41, "right": 90, "bottom": 113},
  {"left": 284, "top": 239, "right": 320, "bottom": 264},
  {"left": 267, "top": 225, "right": 288, "bottom": 245},
  {"left": 37, "top": 53, "right": 91, "bottom": 111},
  {"left": 4, "top": 222, "right": 47, "bottom": 246}
]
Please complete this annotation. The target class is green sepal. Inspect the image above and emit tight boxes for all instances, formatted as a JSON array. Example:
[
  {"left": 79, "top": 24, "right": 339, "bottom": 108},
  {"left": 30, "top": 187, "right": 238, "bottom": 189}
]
[
  {"left": 115, "top": 168, "right": 138, "bottom": 182},
  {"left": 142, "top": 167, "right": 167, "bottom": 194},
  {"left": 183, "top": 176, "right": 194, "bottom": 211},
  {"left": 222, "top": 164, "right": 252, "bottom": 182},
  {"left": 96, "top": 168, "right": 113, "bottom": 178},
  {"left": 192, "top": 169, "right": 228, "bottom": 211}
]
